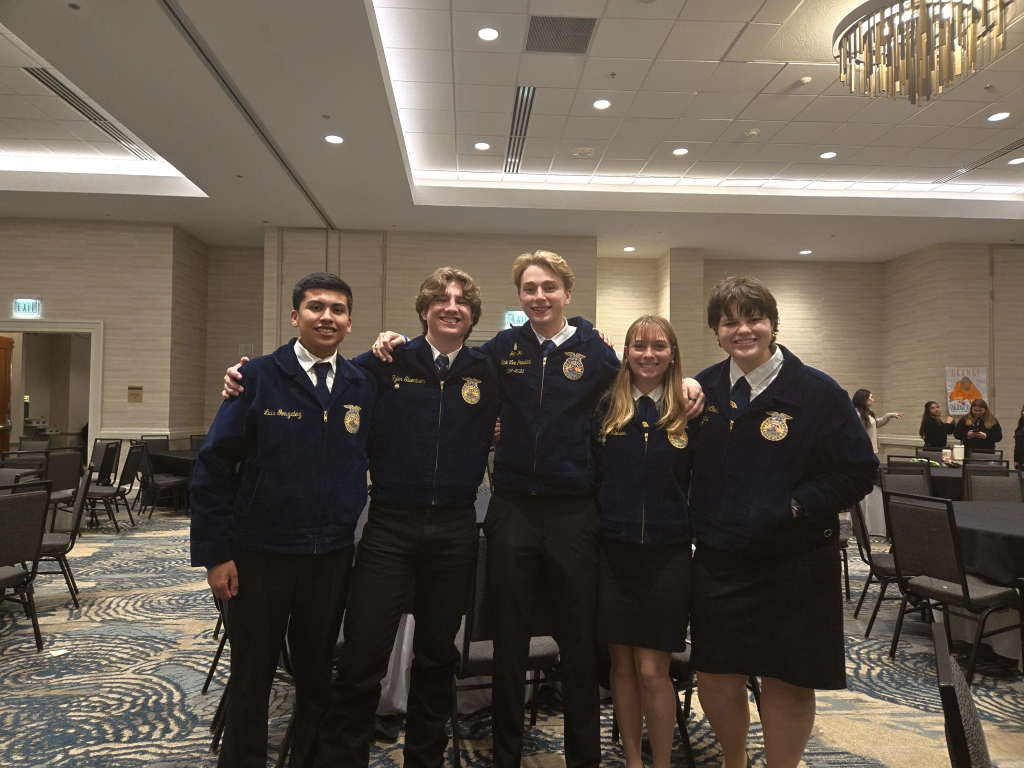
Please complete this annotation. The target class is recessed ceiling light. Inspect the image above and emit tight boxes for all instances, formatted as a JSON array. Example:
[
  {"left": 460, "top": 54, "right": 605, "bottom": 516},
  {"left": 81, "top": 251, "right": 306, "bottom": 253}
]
[
  {"left": 1009, "top": 158, "right": 1024, "bottom": 165},
  {"left": 623, "top": 246, "right": 635, "bottom": 252},
  {"left": 798, "top": 76, "right": 813, "bottom": 84},
  {"left": 799, "top": 250, "right": 812, "bottom": 255},
  {"left": 820, "top": 151, "right": 837, "bottom": 159},
  {"left": 672, "top": 147, "right": 689, "bottom": 156},
  {"left": 593, "top": 99, "right": 611, "bottom": 110},
  {"left": 474, "top": 142, "right": 490, "bottom": 150},
  {"left": 988, "top": 112, "right": 1010, "bottom": 122},
  {"left": 478, "top": 28, "right": 499, "bottom": 41},
  {"left": 325, "top": 135, "right": 343, "bottom": 144}
]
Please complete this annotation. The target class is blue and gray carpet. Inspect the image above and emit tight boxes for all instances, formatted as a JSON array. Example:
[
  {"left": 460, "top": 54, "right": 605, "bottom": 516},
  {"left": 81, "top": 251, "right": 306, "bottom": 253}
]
[{"left": 2, "top": 513, "right": 1022, "bottom": 767}]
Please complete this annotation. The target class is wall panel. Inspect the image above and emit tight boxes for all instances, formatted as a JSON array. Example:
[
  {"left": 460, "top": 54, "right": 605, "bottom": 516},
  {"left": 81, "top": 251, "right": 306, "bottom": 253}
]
[{"left": 170, "top": 227, "right": 209, "bottom": 440}]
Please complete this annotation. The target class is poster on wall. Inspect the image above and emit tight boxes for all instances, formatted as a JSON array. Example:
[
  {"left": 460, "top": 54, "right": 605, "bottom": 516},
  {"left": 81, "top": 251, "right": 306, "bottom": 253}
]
[{"left": 945, "top": 367, "right": 987, "bottom": 417}]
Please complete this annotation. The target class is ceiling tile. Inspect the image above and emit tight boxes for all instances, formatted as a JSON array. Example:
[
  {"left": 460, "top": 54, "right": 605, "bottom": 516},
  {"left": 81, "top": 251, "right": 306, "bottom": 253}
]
[
  {"left": 716, "top": 119, "right": 787, "bottom": 143},
  {"left": 626, "top": 92, "right": 694, "bottom": 119},
  {"left": 590, "top": 19, "right": 672, "bottom": 59},
  {"left": 527, "top": 114, "right": 568, "bottom": 137},
  {"left": 528, "top": 0, "right": 606, "bottom": 16},
  {"left": 0, "top": 118, "right": 22, "bottom": 139},
  {"left": 739, "top": 94, "right": 815, "bottom": 121},
  {"left": 0, "top": 94, "right": 47, "bottom": 121},
  {"left": 848, "top": 97, "right": 922, "bottom": 124},
  {"left": 0, "top": 67, "right": 51, "bottom": 96},
  {"left": 861, "top": 166, "right": 922, "bottom": 182},
  {"left": 518, "top": 53, "right": 586, "bottom": 89},
  {"left": 455, "top": 84, "right": 515, "bottom": 113},
  {"left": 820, "top": 122, "right": 893, "bottom": 146},
  {"left": 701, "top": 142, "right": 760, "bottom": 162},
  {"left": 639, "top": 156, "right": 695, "bottom": 175},
  {"left": 596, "top": 158, "right": 648, "bottom": 175},
  {"left": 562, "top": 116, "right": 621, "bottom": 139},
  {"left": 456, "top": 111, "right": 512, "bottom": 135},
  {"left": 702, "top": 62, "right": 783, "bottom": 93},
  {"left": 21, "top": 96, "right": 84, "bottom": 121},
  {"left": 641, "top": 60, "right": 717, "bottom": 92},
  {"left": 555, "top": 138, "right": 609, "bottom": 157},
  {"left": 667, "top": 118, "right": 732, "bottom": 142},
  {"left": 378, "top": 0, "right": 451, "bottom": 9},
  {"left": 845, "top": 145, "right": 911, "bottom": 165},
  {"left": 797, "top": 145, "right": 860, "bottom": 164},
  {"left": 817, "top": 165, "right": 877, "bottom": 181},
  {"left": 890, "top": 147, "right": 960, "bottom": 167},
  {"left": 661, "top": 21, "right": 745, "bottom": 61},
  {"left": 453, "top": 52, "right": 520, "bottom": 85},
  {"left": 754, "top": 0, "right": 806, "bottom": 23},
  {"left": 684, "top": 92, "right": 755, "bottom": 119},
  {"left": 870, "top": 124, "right": 947, "bottom": 146},
  {"left": 983, "top": 44, "right": 1024, "bottom": 72},
  {"left": 956, "top": 104, "right": 1024, "bottom": 129},
  {"left": 772, "top": 163, "right": 826, "bottom": 180},
  {"left": 452, "top": 12, "right": 527, "bottom": 54},
  {"left": 920, "top": 126, "right": 995, "bottom": 150},
  {"left": 906, "top": 99, "right": 986, "bottom": 127},
  {"left": 376, "top": 8, "right": 452, "bottom": 50},
  {"left": 616, "top": 118, "right": 675, "bottom": 141},
  {"left": 970, "top": 125, "right": 1024, "bottom": 150},
  {"left": 88, "top": 142, "right": 134, "bottom": 158},
  {"left": 604, "top": 139, "right": 661, "bottom": 159},
  {"left": 680, "top": 0, "right": 764, "bottom": 22},
  {"left": 549, "top": 157, "right": 599, "bottom": 175},
  {"left": 457, "top": 153, "right": 505, "bottom": 172},
  {"left": 456, "top": 134, "right": 505, "bottom": 154},
  {"left": 604, "top": 0, "right": 687, "bottom": 19},
  {"left": 570, "top": 90, "right": 633, "bottom": 117},
  {"left": 384, "top": 48, "right": 453, "bottom": 83},
  {"left": 723, "top": 24, "right": 781, "bottom": 62},
  {"left": 748, "top": 143, "right": 806, "bottom": 163},
  {"left": 957, "top": 167, "right": 1024, "bottom": 184},
  {"left": 762, "top": 63, "right": 838, "bottom": 95},
  {"left": 400, "top": 108, "right": 456, "bottom": 133},
  {"left": 532, "top": 88, "right": 576, "bottom": 115},
  {"left": 392, "top": 81, "right": 454, "bottom": 111},
  {"left": 942, "top": 70, "right": 1024, "bottom": 102},
  {"left": 792, "top": 95, "right": 867, "bottom": 123},
  {"left": 729, "top": 162, "right": 789, "bottom": 179},
  {"left": 948, "top": 148, "right": 998, "bottom": 167},
  {"left": 0, "top": 35, "right": 39, "bottom": 67},
  {"left": 405, "top": 133, "right": 457, "bottom": 170},
  {"left": 518, "top": 156, "right": 553, "bottom": 173},
  {"left": 453, "top": 0, "right": 528, "bottom": 10},
  {"left": 684, "top": 161, "right": 741, "bottom": 178},
  {"left": 523, "top": 136, "right": 558, "bottom": 156},
  {"left": 579, "top": 58, "right": 653, "bottom": 91},
  {"left": 0, "top": 117, "right": 76, "bottom": 141},
  {"left": 769, "top": 121, "right": 841, "bottom": 144},
  {"left": 651, "top": 140, "right": 711, "bottom": 161},
  {"left": 0, "top": 137, "right": 52, "bottom": 155}
]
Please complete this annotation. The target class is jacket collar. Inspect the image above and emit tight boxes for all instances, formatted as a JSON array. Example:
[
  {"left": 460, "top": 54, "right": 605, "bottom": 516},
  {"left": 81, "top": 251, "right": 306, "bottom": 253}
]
[
  {"left": 514, "top": 316, "right": 593, "bottom": 350},
  {"left": 405, "top": 334, "right": 480, "bottom": 380},
  {"left": 708, "top": 345, "right": 806, "bottom": 412},
  {"left": 273, "top": 341, "right": 366, "bottom": 408}
]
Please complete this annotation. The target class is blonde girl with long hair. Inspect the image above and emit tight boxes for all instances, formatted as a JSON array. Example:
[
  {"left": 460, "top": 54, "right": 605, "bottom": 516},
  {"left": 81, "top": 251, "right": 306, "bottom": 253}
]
[
  {"left": 594, "top": 315, "right": 698, "bottom": 768},
  {"left": 954, "top": 398, "right": 1003, "bottom": 455}
]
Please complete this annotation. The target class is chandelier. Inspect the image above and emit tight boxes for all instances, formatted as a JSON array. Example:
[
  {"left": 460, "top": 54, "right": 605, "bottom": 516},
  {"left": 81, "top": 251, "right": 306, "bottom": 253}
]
[{"left": 833, "top": 0, "right": 1017, "bottom": 104}]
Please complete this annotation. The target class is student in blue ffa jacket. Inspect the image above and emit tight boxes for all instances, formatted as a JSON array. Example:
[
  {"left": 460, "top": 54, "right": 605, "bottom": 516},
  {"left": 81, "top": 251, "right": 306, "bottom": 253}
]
[
  {"left": 594, "top": 315, "right": 697, "bottom": 768},
  {"left": 191, "top": 272, "right": 377, "bottom": 768},
  {"left": 374, "top": 251, "right": 706, "bottom": 768},
  {"left": 688, "top": 276, "right": 877, "bottom": 768}
]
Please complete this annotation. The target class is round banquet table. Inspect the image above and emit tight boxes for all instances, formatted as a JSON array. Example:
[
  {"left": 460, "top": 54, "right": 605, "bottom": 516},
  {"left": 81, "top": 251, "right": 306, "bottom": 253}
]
[{"left": 864, "top": 464, "right": 964, "bottom": 536}]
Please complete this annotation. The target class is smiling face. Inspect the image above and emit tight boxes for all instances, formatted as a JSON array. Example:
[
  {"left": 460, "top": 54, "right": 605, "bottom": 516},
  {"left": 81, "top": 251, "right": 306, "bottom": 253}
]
[
  {"left": 627, "top": 327, "right": 674, "bottom": 391},
  {"left": 291, "top": 289, "right": 352, "bottom": 358},
  {"left": 714, "top": 304, "right": 774, "bottom": 373},
  {"left": 421, "top": 280, "right": 472, "bottom": 347},
  {"left": 518, "top": 264, "right": 570, "bottom": 333}
]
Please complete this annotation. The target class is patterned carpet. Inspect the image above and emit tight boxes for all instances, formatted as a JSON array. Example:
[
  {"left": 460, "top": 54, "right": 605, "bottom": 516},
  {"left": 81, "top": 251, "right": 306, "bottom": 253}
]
[{"left": 2, "top": 511, "right": 1023, "bottom": 768}]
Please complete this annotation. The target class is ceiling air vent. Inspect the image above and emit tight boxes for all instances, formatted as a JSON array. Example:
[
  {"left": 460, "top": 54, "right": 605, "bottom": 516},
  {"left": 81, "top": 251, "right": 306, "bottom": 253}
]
[
  {"left": 933, "top": 136, "right": 1024, "bottom": 184},
  {"left": 504, "top": 86, "right": 536, "bottom": 174},
  {"left": 23, "top": 67, "right": 155, "bottom": 161},
  {"left": 525, "top": 16, "right": 597, "bottom": 55}
]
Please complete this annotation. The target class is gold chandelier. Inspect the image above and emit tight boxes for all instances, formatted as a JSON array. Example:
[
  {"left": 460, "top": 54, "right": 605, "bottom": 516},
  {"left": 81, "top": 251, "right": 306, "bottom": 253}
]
[{"left": 833, "top": 0, "right": 1017, "bottom": 104}]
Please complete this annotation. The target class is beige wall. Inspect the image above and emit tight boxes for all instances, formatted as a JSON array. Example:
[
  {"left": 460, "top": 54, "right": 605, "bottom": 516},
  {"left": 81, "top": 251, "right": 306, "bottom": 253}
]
[
  {"left": 170, "top": 228, "right": 209, "bottom": 442},
  {"left": 596, "top": 257, "right": 658, "bottom": 353},
  {"left": 22, "top": 333, "right": 53, "bottom": 427},
  {"left": 993, "top": 247, "right": 1024, "bottom": 450}
]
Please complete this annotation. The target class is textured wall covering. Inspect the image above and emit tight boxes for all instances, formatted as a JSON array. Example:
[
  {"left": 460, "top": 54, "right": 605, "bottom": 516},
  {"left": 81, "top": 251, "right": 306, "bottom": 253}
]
[
  {"left": 596, "top": 257, "right": 659, "bottom": 352},
  {"left": 169, "top": 228, "right": 209, "bottom": 440}
]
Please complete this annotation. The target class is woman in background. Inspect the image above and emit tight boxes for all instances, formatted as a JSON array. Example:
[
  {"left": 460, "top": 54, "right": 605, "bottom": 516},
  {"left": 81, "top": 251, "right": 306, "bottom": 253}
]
[
  {"left": 852, "top": 389, "right": 902, "bottom": 454},
  {"left": 955, "top": 399, "right": 1003, "bottom": 454},
  {"left": 1014, "top": 405, "right": 1024, "bottom": 470},
  {"left": 919, "top": 401, "right": 955, "bottom": 448},
  {"left": 594, "top": 315, "right": 697, "bottom": 768}
]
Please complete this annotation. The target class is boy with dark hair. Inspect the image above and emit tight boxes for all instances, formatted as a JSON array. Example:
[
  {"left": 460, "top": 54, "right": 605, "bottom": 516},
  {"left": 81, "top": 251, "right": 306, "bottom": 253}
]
[{"left": 192, "top": 271, "right": 376, "bottom": 768}]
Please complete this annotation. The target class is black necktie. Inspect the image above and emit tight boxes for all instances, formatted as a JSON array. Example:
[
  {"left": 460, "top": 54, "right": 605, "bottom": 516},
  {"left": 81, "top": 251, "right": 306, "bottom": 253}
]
[
  {"left": 436, "top": 354, "right": 449, "bottom": 380},
  {"left": 541, "top": 340, "right": 556, "bottom": 358},
  {"left": 637, "top": 395, "right": 657, "bottom": 428},
  {"left": 731, "top": 376, "right": 751, "bottom": 414},
  {"left": 313, "top": 362, "right": 331, "bottom": 409}
]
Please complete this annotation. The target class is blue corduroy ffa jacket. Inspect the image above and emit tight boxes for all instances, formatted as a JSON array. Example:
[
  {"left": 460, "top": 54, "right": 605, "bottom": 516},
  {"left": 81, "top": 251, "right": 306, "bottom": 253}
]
[
  {"left": 689, "top": 346, "right": 877, "bottom": 555},
  {"left": 190, "top": 341, "right": 377, "bottom": 567},
  {"left": 593, "top": 397, "right": 698, "bottom": 545},
  {"left": 480, "top": 317, "right": 620, "bottom": 496},
  {"left": 354, "top": 336, "right": 500, "bottom": 506}
]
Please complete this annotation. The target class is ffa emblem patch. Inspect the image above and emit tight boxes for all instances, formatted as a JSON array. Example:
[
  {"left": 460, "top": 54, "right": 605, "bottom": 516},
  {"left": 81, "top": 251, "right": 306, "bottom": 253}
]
[
  {"left": 668, "top": 432, "right": 688, "bottom": 449},
  {"left": 343, "top": 404, "right": 361, "bottom": 434},
  {"left": 760, "top": 411, "right": 792, "bottom": 441},
  {"left": 563, "top": 352, "right": 585, "bottom": 380},
  {"left": 461, "top": 377, "right": 481, "bottom": 404}
]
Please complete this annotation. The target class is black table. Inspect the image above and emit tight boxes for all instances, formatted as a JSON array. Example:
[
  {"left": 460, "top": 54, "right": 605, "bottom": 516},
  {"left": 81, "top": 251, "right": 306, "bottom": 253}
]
[
  {"left": 954, "top": 501, "right": 1024, "bottom": 587},
  {"left": 149, "top": 449, "right": 200, "bottom": 486}
]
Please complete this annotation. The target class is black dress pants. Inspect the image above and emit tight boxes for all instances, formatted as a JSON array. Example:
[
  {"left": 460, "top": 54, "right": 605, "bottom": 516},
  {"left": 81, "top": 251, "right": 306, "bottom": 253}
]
[
  {"left": 219, "top": 545, "right": 353, "bottom": 768},
  {"left": 315, "top": 502, "right": 479, "bottom": 768},
  {"left": 483, "top": 491, "right": 601, "bottom": 768}
]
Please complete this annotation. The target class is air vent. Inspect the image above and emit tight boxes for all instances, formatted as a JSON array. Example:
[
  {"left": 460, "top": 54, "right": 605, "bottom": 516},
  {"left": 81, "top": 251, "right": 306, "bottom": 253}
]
[
  {"left": 934, "top": 136, "right": 1024, "bottom": 184},
  {"left": 23, "top": 67, "right": 155, "bottom": 161},
  {"left": 525, "top": 16, "right": 597, "bottom": 55},
  {"left": 504, "top": 86, "right": 536, "bottom": 174}
]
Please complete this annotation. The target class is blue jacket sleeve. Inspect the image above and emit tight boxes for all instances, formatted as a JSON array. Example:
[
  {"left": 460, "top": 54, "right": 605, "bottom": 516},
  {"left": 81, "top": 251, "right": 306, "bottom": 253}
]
[
  {"left": 189, "top": 367, "right": 258, "bottom": 568},
  {"left": 791, "top": 388, "right": 878, "bottom": 522},
  {"left": 352, "top": 350, "right": 385, "bottom": 382}
]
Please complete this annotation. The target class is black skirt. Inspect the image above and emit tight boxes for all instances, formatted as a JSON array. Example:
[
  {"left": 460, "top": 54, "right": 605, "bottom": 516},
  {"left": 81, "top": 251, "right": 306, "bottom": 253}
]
[
  {"left": 596, "top": 538, "right": 692, "bottom": 652},
  {"left": 690, "top": 541, "right": 846, "bottom": 690}
]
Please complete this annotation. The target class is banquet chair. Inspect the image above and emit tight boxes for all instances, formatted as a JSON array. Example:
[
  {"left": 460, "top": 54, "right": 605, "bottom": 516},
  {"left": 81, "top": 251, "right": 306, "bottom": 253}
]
[
  {"left": 89, "top": 440, "right": 120, "bottom": 487},
  {"left": 0, "top": 468, "right": 32, "bottom": 490},
  {"left": 963, "top": 464, "right": 1012, "bottom": 501},
  {"left": 85, "top": 444, "right": 143, "bottom": 531},
  {"left": 884, "top": 491, "right": 1023, "bottom": 683},
  {"left": 190, "top": 434, "right": 207, "bottom": 450},
  {"left": 135, "top": 442, "right": 188, "bottom": 517},
  {"left": 37, "top": 472, "right": 92, "bottom": 608},
  {"left": 916, "top": 447, "right": 945, "bottom": 461},
  {"left": 44, "top": 449, "right": 84, "bottom": 519},
  {"left": 0, "top": 483, "right": 53, "bottom": 652},
  {"left": 141, "top": 434, "right": 170, "bottom": 452},
  {"left": 967, "top": 472, "right": 1023, "bottom": 503},
  {"left": 931, "top": 613, "right": 992, "bottom": 768},
  {"left": 850, "top": 502, "right": 902, "bottom": 639},
  {"left": 880, "top": 466, "right": 931, "bottom": 503},
  {"left": 451, "top": 531, "right": 563, "bottom": 768},
  {"left": 1, "top": 451, "right": 47, "bottom": 475},
  {"left": 967, "top": 448, "right": 1002, "bottom": 461},
  {"left": 19, "top": 437, "right": 51, "bottom": 452}
]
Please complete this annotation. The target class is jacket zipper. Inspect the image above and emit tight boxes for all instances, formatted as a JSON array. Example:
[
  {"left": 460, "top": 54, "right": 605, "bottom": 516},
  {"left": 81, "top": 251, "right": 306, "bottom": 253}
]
[
  {"left": 532, "top": 355, "right": 548, "bottom": 477},
  {"left": 431, "top": 381, "right": 444, "bottom": 505},
  {"left": 317, "top": 407, "right": 328, "bottom": 554},
  {"left": 640, "top": 427, "right": 649, "bottom": 543}
]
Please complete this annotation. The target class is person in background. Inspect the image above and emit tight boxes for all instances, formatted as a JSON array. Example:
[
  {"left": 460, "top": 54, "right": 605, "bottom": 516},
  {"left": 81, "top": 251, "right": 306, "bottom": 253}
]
[
  {"left": 852, "top": 389, "right": 902, "bottom": 454},
  {"left": 954, "top": 398, "right": 1003, "bottom": 454},
  {"left": 593, "top": 315, "right": 698, "bottom": 768},
  {"left": 688, "top": 276, "right": 877, "bottom": 768},
  {"left": 919, "top": 401, "right": 955, "bottom": 449},
  {"left": 1014, "top": 404, "right": 1024, "bottom": 470}
]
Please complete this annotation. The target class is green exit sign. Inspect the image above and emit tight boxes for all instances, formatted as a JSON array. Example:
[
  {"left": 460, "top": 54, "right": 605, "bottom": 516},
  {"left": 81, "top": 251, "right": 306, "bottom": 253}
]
[{"left": 13, "top": 298, "right": 41, "bottom": 318}]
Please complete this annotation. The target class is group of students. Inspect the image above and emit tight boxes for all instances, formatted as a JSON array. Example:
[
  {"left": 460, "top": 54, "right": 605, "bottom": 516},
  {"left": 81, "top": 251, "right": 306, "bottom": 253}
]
[{"left": 190, "top": 250, "right": 878, "bottom": 768}]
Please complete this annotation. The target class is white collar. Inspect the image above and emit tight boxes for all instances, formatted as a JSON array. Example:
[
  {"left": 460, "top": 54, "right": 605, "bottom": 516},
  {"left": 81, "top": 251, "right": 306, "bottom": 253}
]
[
  {"left": 427, "top": 340, "right": 461, "bottom": 366},
  {"left": 531, "top": 318, "right": 575, "bottom": 348},
  {"left": 294, "top": 339, "right": 337, "bottom": 372},
  {"left": 730, "top": 345, "right": 784, "bottom": 391},
  {"left": 632, "top": 383, "right": 665, "bottom": 405}
]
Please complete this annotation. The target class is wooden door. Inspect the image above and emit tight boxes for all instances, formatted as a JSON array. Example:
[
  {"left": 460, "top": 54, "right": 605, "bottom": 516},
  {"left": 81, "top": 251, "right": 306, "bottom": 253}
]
[{"left": 0, "top": 336, "right": 12, "bottom": 454}]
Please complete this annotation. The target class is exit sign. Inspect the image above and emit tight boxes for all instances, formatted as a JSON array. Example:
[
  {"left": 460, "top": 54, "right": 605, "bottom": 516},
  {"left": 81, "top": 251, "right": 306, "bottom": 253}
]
[
  {"left": 13, "top": 298, "right": 41, "bottom": 318},
  {"left": 505, "top": 309, "right": 528, "bottom": 328}
]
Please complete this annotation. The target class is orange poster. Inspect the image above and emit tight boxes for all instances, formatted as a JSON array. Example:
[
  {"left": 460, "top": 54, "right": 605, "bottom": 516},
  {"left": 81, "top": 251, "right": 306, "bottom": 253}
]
[{"left": 945, "top": 367, "right": 987, "bottom": 417}]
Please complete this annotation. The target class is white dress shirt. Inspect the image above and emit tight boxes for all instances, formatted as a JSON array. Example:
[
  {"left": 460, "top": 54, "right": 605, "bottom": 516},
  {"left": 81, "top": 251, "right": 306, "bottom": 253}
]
[
  {"left": 293, "top": 339, "right": 337, "bottom": 391},
  {"left": 729, "top": 345, "right": 784, "bottom": 401},
  {"left": 531, "top": 318, "right": 576, "bottom": 348},
  {"left": 631, "top": 383, "right": 665, "bottom": 406},
  {"left": 427, "top": 340, "right": 461, "bottom": 368}
]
